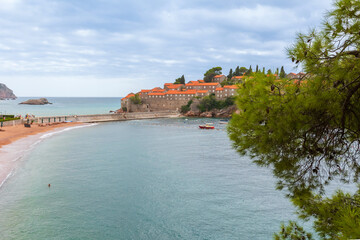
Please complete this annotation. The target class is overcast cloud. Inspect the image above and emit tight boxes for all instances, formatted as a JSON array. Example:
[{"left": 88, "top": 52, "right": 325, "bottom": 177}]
[{"left": 0, "top": 0, "right": 332, "bottom": 97}]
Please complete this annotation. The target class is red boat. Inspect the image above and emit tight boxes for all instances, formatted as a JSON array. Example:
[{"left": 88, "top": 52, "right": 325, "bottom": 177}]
[{"left": 199, "top": 124, "right": 215, "bottom": 129}]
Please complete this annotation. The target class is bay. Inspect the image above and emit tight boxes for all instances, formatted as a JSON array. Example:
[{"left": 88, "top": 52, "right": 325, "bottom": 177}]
[{"left": 0, "top": 118, "right": 301, "bottom": 239}]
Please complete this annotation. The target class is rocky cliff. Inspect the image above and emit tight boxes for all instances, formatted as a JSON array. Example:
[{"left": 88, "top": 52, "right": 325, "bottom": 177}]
[{"left": 0, "top": 83, "right": 16, "bottom": 100}]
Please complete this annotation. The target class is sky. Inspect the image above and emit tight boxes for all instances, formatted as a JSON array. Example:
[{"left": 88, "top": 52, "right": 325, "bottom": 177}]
[{"left": 0, "top": 0, "right": 333, "bottom": 97}]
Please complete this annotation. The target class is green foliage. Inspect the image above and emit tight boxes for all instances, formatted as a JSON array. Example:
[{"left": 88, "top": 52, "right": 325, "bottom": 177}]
[
  {"left": 204, "top": 67, "right": 222, "bottom": 82},
  {"left": 239, "top": 67, "right": 247, "bottom": 75},
  {"left": 256, "top": 65, "right": 259, "bottom": 73},
  {"left": 122, "top": 107, "right": 127, "bottom": 112},
  {"left": 174, "top": 75, "right": 185, "bottom": 84},
  {"left": 0, "top": 117, "right": 20, "bottom": 122},
  {"left": 267, "top": 69, "right": 272, "bottom": 75},
  {"left": 227, "top": 68, "right": 233, "bottom": 79},
  {"left": 292, "top": 189, "right": 360, "bottom": 239},
  {"left": 197, "top": 94, "right": 235, "bottom": 112},
  {"left": 0, "top": 115, "right": 20, "bottom": 122},
  {"left": 274, "top": 221, "right": 313, "bottom": 240},
  {"left": 181, "top": 99, "right": 193, "bottom": 113},
  {"left": 234, "top": 66, "right": 240, "bottom": 76},
  {"left": 129, "top": 94, "right": 142, "bottom": 104},
  {"left": 280, "top": 66, "right": 286, "bottom": 78},
  {"left": 245, "top": 65, "right": 252, "bottom": 76},
  {"left": 228, "top": 0, "right": 360, "bottom": 238}
]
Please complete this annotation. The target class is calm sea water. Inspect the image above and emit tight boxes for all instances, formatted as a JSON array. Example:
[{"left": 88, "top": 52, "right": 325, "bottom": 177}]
[
  {"left": 0, "top": 118, "right": 304, "bottom": 239},
  {"left": 0, "top": 97, "right": 121, "bottom": 117}
]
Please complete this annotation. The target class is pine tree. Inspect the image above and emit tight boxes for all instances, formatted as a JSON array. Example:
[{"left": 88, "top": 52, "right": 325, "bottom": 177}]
[
  {"left": 262, "top": 67, "right": 265, "bottom": 74},
  {"left": 235, "top": 66, "right": 240, "bottom": 76},
  {"left": 280, "top": 66, "right": 286, "bottom": 78},
  {"left": 276, "top": 68, "right": 279, "bottom": 75},
  {"left": 228, "top": 68, "right": 233, "bottom": 79},
  {"left": 256, "top": 65, "right": 259, "bottom": 73},
  {"left": 180, "top": 75, "right": 185, "bottom": 84}
]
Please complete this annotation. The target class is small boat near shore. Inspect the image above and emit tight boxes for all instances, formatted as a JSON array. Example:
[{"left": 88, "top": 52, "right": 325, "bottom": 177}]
[
  {"left": 199, "top": 123, "right": 215, "bottom": 129},
  {"left": 219, "top": 119, "right": 229, "bottom": 124}
]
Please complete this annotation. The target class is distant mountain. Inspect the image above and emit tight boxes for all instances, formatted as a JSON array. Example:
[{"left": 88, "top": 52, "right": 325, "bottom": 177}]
[{"left": 0, "top": 83, "right": 17, "bottom": 100}]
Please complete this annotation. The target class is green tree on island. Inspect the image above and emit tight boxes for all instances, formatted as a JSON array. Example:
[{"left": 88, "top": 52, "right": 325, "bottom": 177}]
[
  {"left": 239, "top": 66, "right": 248, "bottom": 75},
  {"left": 174, "top": 75, "right": 185, "bottom": 84},
  {"left": 228, "top": 0, "right": 360, "bottom": 239},
  {"left": 279, "top": 66, "right": 286, "bottom": 78},
  {"left": 227, "top": 68, "right": 233, "bottom": 80},
  {"left": 204, "top": 67, "right": 222, "bottom": 82}
]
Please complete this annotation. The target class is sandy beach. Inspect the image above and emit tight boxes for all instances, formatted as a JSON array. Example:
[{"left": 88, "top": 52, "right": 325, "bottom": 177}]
[
  {"left": 0, "top": 122, "right": 83, "bottom": 188},
  {"left": 0, "top": 122, "right": 82, "bottom": 149}
]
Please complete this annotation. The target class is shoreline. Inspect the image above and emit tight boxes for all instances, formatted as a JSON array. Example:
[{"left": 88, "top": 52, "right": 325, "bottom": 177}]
[{"left": 0, "top": 122, "right": 87, "bottom": 189}]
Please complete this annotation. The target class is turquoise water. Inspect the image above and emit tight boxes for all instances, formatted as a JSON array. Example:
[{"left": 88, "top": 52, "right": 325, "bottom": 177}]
[
  {"left": 0, "top": 118, "right": 301, "bottom": 239},
  {"left": 0, "top": 97, "right": 121, "bottom": 117}
]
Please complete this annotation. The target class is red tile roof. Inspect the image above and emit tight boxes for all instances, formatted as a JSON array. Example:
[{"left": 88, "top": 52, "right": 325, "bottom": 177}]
[
  {"left": 224, "top": 85, "right": 237, "bottom": 89},
  {"left": 185, "top": 82, "right": 220, "bottom": 86},
  {"left": 197, "top": 90, "right": 208, "bottom": 93},
  {"left": 123, "top": 93, "right": 135, "bottom": 99},
  {"left": 166, "top": 90, "right": 197, "bottom": 95},
  {"left": 166, "top": 84, "right": 184, "bottom": 89},
  {"left": 140, "top": 89, "right": 151, "bottom": 93},
  {"left": 216, "top": 87, "right": 224, "bottom": 91},
  {"left": 148, "top": 92, "right": 166, "bottom": 96},
  {"left": 214, "top": 75, "right": 224, "bottom": 78}
]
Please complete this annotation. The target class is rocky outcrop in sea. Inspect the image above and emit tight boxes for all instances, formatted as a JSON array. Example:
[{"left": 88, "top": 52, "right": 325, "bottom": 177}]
[
  {"left": 0, "top": 83, "right": 17, "bottom": 100},
  {"left": 19, "top": 98, "right": 52, "bottom": 105}
]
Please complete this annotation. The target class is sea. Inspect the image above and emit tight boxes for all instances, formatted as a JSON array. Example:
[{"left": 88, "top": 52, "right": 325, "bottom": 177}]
[
  {"left": 0, "top": 98, "right": 309, "bottom": 239},
  {"left": 0, "top": 97, "right": 121, "bottom": 117}
]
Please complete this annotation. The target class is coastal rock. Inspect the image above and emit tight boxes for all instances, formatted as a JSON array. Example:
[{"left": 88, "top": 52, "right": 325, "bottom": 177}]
[
  {"left": 184, "top": 111, "right": 197, "bottom": 117},
  {"left": 0, "top": 83, "right": 17, "bottom": 100},
  {"left": 19, "top": 98, "right": 52, "bottom": 105},
  {"left": 200, "top": 112, "right": 213, "bottom": 118},
  {"left": 183, "top": 105, "right": 238, "bottom": 118}
]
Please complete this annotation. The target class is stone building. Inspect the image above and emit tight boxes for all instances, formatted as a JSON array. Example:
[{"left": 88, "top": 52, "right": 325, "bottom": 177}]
[
  {"left": 213, "top": 75, "right": 227, "bottom": 83},
  {"left": 121, "top": 80, "right": 237, "bottom": 112}
]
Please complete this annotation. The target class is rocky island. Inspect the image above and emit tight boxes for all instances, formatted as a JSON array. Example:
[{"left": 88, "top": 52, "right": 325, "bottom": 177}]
[
  {"left": 0, "top": 83, "right": 17, "bottom": 100},
  {"left": 19, "top": 98, "right": 52, "bottom": 105}
]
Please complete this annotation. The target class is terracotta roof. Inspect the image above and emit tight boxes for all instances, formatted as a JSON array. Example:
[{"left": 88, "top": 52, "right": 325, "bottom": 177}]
[
  {"left": 166, "top": 84, "right": 184, "bottom": 89},
  {"left": 232, "top": 76, "right": 243, "bottom": 79},
  {"left": 185, "top": 82, "right": 220, "bottom": 86},
  {"left": 197, "top": 90, "right": 208, "bottom": 93},
  {"left": 214, "top": 75, "right": 224, "bottom": 78},
  {"left": 140, "top": 89, "right": 151, "bottom": 93},
  {"left": 151, "top": 87, "right": 165, "bottom": 92},
  {"left": 164, "top": 83, "right": 172, "bottom": 86},
  {"left": 188, "top": 81, "right": 198, "bottom": 84},
  {"left": 216, "top": 87, "right": 224, "bottom": 91},
  {"left": 198, "top": 80, "right": 205, "bottom": 83},
  {"left": 224, "top": 85, "right": 237, "bottom": 89},
  {"left": 166, "top": 90, "right": 197, "bottom": 95},
  {"left": 123, "top": 93, "right": 135, "bottom": 99},
  {"left": 148, "top": 92, "right": 166, "bottom": 96},
  {"left": 288, "top": 72, "right": 296, "bottom": 75}
]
